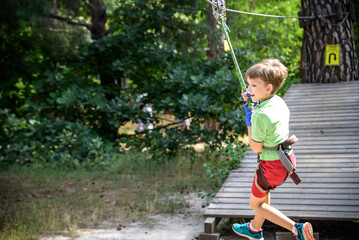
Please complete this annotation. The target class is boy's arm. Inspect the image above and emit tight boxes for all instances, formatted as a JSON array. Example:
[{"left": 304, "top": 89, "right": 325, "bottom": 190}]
[{"left": 248, "top": 126, "right": 263, "bottom": 153}]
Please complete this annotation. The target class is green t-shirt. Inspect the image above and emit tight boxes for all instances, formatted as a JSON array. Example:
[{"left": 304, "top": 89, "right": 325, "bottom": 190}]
[{"left": 251, "top": 95, "right": 290, "bottom": 160}]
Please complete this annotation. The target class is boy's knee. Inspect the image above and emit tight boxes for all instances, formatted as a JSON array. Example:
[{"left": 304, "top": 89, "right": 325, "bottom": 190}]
[
  {"left": 249, "top": 194, "right": 266, "bottom": 210},
  {"left": 249, "top": 200, "right": 256, "bottom": 210}
]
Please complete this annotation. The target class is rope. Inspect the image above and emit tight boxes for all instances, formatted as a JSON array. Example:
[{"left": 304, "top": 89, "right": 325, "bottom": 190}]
[
  {"left": 207, "top": 0, "right": 253, "bottom": 108},
  {"left": 221, "top": 20, "right": 247, "bottom": 92}
]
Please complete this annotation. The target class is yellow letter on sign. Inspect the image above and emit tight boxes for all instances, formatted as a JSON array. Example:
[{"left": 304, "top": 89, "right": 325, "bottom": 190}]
[{"left": 325, "top": 45, "right": 340, "bottom": 66}]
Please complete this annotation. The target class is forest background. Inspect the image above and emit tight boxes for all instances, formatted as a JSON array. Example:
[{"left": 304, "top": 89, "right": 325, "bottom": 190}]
[
  {"left": 1, "top": 0, "right": 320, "bottom": 166},
  {"left": 0, "top": 0, "right": 358, "bottom": 239}
]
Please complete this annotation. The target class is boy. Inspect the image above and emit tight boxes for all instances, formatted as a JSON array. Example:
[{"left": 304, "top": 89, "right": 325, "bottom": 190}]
[{"left": 232, "top": 59, "right": 315, "bottom": 240}]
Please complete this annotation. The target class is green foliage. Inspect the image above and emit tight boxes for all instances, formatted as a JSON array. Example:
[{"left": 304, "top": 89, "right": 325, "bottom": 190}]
[
  {"left": 0, "top": 109, "right": 116, "bottom": 168},
  {"left": 200, "top": 136, "right": 247, "bottom": 199},
  {"left": 0, "top": 0, "right": 304, "bottom": 168},
  {"left": 117, "top": 53, "right": 253, "bottom": 157},
  {"left": 226, "top": 0, "right": 303, "bottom": 70}
]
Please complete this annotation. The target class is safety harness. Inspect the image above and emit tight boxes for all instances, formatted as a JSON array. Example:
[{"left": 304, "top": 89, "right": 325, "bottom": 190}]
[{"left": 256, "top": 135, "right": 302, "bottom": 194}]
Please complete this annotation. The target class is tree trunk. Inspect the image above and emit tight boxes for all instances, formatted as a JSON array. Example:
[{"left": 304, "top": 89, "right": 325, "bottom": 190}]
[
  {"left": 49, "top": 0, "right": 117, "bottom": 138},
  {"left": 90, "top": 0, "right": 107, "bottom": 40},
  {"left": 299, "top": 0, "right": 358, "bottom": 83},
  {"left": 50, "top": 0, "right": 59, "bottom": 26},
  {"left": 50, "top": 0, "right": 113, "bottom": 88},
  {"left": 205, "top": 5, "right": 224, "bottom": 60},
  {"left": 204, "top": 6, "right": 226, "bottom": 131},
  {"left": 85, "top": 1, "right": 114, "bottom": 91}
]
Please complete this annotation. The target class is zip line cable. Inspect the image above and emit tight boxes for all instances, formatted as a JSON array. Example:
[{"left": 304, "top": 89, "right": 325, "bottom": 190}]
[
  {"left": 226, "top": 8, "right": 313, "bottom": 19},
  {"left": 205, "top": 0, "right": 344, "bottom": 20}
]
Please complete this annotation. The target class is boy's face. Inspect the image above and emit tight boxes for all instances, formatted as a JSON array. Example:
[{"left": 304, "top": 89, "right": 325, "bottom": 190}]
[{"left": 247, "top": 77, "right": 273, "bottom": 102}]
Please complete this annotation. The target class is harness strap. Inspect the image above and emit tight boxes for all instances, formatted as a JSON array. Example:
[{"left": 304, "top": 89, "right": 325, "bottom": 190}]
[
  {"left": 262, "top": 135, "right": 298, "bottom": 150},
  {"left": 258, "top": 165, "right": 272, "bottom": 190},
  {"left": 254, "top": 169, "right": 268, "bottom": 194},
  {"left": 256, "top": 135, "right": 298, "bottom": 193},
  {"left": 262, "top": 145, "right": 280, "bottom": 150}
]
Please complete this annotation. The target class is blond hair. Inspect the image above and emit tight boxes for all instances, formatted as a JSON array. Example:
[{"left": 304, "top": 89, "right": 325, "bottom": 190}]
[{"left": 245, "top": 59, "right": 288, "bottom": 94}]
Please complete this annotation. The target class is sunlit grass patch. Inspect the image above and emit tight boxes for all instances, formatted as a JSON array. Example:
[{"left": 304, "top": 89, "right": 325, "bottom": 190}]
[{"left": 0, "top": 149, "right": 215, "bottom": 240}]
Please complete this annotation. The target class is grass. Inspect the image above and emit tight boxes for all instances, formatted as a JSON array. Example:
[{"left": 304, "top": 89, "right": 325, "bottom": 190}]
[{"left": 0, "top": 150, "right": 216, "bottom": 240}]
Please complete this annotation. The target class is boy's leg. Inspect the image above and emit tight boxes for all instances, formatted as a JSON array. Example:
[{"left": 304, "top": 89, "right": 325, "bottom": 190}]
[
  {"left": 249, "top": 193, "right": 294, "bottom": 231},
  {"left": 251, "top": 192, "right": 270, "bottom": 230}
]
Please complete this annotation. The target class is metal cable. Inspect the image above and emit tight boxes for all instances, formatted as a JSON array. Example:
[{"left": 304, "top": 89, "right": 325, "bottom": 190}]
[{"left": 205, "top": 0, "right": 343, "bottom": 20}]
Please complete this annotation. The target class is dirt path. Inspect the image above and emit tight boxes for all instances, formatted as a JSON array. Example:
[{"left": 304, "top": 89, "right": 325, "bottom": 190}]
[
  {"left": 39, "top": 192, "right": 359, "bottom": 240},
  {"left": 41, "top": 193, "right": 206, "bottom": 240}
]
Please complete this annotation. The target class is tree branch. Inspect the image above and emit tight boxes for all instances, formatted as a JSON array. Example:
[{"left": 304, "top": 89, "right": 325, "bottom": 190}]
[
  {"left": 49, "top": 13, "right": 92, "bottom": 31},
  {"left": 83, "top": 0, "right": 94, "bottom": 11}
]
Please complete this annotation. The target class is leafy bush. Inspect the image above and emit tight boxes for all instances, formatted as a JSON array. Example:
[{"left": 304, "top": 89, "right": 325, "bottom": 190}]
[
  {"left": 117, "top": 53, "right": 253, "bottom": 155},
  {"left": 0, "top": 109, "right": 115, "bottom": 168},
  {"left": 0, "top": 0, "right": 302, "bottom": 168},
  {"left": 200, "top": 136, "right": 247, "bottom": 199}
]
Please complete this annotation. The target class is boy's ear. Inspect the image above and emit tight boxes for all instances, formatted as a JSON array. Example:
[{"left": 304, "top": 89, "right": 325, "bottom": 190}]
[{"left": 266, "top": 83, "right": 273, "bottom": 93}]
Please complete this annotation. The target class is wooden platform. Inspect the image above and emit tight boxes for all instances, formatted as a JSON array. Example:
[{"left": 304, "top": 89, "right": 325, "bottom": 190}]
[{"left": 204, "top": 81, "right": 359, "bottom": 226}]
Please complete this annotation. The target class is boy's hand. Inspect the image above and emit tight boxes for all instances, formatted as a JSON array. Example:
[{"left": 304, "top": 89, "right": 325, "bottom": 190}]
[
  {"left": 241, "top": 91, "right": 258, "bottom": 126},
  {"left": 241, "top": 91, "right": 252, "bottom": 126},
  {"left": 241, "top": 91, "right": 250, "bottom": 103},
  {"left": 241, "top": 91, "right": 259, "bottom": 106}
]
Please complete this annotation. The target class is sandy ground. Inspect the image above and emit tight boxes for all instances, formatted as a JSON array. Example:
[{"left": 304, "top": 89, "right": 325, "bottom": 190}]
[{"left": 41, "top": 193, "right": 206, "bottom": 240}]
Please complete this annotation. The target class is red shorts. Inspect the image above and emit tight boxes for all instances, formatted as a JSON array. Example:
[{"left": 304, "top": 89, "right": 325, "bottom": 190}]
[{"left": 251, "top": 152, "right": 296, "bottom": 198}]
